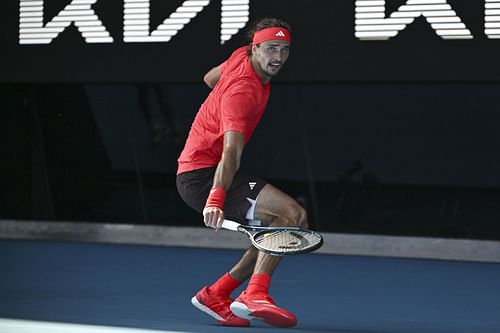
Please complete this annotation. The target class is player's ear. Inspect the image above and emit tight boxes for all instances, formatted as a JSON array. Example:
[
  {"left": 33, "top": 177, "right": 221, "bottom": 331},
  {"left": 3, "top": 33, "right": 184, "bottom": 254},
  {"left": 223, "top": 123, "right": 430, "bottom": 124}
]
[{"left": 251, "top": 44, "right": 258, "bottom": 54}]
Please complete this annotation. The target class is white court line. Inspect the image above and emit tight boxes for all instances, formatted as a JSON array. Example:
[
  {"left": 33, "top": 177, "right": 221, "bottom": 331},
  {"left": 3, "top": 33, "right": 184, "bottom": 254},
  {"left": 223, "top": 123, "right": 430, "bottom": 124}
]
[{"left": 0, "top": 318, "right": 187, "bottom": 333}]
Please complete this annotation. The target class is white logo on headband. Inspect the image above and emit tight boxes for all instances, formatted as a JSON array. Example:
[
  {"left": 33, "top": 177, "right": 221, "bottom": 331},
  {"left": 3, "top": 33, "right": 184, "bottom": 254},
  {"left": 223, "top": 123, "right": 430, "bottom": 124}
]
[{"left": 275, "top": 30, "right": 286, "bottom": 37}]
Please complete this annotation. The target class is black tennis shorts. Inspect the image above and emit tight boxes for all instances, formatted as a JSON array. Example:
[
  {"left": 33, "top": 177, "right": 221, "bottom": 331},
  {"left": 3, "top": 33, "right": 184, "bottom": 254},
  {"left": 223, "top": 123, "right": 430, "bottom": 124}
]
[{"left": 176, "top": 167, "right": 268, "bottom": 224}]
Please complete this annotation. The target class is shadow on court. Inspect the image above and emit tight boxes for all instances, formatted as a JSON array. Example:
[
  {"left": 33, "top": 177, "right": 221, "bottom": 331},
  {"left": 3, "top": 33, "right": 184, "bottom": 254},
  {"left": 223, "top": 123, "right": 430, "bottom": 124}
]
[{"left": 1, "top": 240, "right": 499, "bottom": 333}]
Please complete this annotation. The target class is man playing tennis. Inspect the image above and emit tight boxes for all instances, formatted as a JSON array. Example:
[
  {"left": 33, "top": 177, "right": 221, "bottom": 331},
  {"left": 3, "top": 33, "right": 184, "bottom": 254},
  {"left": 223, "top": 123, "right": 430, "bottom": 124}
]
[{"left": 176, "top": 18, "right": 307, "bottom": 328}]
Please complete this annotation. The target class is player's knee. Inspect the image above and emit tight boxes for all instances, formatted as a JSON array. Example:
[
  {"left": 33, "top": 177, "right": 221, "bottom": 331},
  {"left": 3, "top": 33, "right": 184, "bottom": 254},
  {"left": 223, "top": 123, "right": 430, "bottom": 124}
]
[
  {"left": 296, "top": 205, "right": 309, "bottom": 229},
  {"left": 288, "top": 203, "right": 308, "bottom": 229}
]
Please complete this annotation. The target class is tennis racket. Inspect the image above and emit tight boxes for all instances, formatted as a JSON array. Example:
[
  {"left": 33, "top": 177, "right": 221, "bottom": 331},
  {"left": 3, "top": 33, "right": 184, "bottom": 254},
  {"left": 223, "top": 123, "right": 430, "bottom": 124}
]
[{"left": 221, "top": 219, "right": 323, "bottom": 256}]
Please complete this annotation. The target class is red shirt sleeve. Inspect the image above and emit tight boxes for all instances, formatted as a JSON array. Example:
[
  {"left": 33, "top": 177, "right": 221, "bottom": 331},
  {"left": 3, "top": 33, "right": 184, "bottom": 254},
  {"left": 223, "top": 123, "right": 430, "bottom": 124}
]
[
  {"left": 220, "top": 88, "right": 256, "bottom": 137},
  {"left": 219, "top": 46, "right": 247, "bottom": 77}
]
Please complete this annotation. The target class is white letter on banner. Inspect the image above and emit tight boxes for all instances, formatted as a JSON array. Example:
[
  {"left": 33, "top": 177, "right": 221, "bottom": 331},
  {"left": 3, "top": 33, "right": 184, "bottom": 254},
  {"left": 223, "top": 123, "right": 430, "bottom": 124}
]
[
  {"left": 220, "top": 0, "right": 249, "bottom": 44},
  {"left": 124, "top": 0, "right": 249, "bottom": 44},
  {"left": 485, "top": 0, "right": 500, "bottom": 39},
  {"left": 123, "top": 0, "right": 211, "bottom": 43},
  {"left": 355, "top": 0, "right": 473, "bottom": 40},
  {"left": 19, "top": 0, "right": 113, "bottom": 45}
]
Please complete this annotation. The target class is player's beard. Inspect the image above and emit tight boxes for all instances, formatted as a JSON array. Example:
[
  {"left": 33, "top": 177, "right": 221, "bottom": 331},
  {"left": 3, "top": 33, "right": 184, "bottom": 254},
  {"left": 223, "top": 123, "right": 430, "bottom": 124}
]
[
  {"left": 252, "top": 52, "right": 283, "bottom": 80},
  {"left": 262, "top": 61, "right": 282, "bottom": 77}
]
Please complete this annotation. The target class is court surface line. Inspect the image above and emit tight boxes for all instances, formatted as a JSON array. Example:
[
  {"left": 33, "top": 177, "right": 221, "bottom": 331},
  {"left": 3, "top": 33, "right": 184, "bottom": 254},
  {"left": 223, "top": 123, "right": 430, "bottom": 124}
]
[{"left": 0, "top": 318, "right": 188, "bottom": 333}]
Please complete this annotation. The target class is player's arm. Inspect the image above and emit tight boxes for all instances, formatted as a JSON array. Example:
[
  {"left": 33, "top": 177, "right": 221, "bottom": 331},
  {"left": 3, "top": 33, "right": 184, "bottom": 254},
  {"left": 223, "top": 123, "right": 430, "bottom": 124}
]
[
  {"left": 203, "top": 131, "right": 244, "bottom": 229},
  {"left": 203, "top": 65, "right": 221, "bottom": 89}
]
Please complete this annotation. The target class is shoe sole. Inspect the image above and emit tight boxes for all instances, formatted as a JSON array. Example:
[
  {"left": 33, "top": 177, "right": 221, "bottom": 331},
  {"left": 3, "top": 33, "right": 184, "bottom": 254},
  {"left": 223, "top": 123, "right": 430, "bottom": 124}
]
[
  {"left": 230, "top": 301, "right": 297, "bottom": 328},
  {"left": 191, "top": 296, "right": 250, "bottom": 327},
  {"left": 191, "top": 296, "right": 224, "bottom": 321}
]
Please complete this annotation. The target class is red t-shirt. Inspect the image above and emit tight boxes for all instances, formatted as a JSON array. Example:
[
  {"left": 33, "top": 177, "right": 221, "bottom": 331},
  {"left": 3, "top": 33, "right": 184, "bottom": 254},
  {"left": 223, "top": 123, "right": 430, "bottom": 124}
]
[{"left": 177, "top": 46, "right": 271, "bottom": 174}]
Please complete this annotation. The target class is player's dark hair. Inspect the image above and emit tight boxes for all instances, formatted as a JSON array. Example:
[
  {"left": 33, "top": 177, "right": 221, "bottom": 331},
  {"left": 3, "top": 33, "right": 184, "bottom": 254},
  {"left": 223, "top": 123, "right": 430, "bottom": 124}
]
[{"left": 246, "top": 18, "right": 292, "bottom": 55}]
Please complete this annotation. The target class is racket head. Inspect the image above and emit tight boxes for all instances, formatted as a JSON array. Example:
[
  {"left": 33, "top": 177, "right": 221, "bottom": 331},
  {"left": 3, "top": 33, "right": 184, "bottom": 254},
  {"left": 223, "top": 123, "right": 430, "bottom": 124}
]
[{"left": 250, "top": 227, "right": 323, "bottom": 256}]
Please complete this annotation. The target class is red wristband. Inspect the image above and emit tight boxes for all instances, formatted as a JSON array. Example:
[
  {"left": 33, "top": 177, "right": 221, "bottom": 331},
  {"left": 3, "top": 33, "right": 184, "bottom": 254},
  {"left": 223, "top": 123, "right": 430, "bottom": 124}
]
[{"left": 205, "top": 187, "right": 226, "bottom": 209}]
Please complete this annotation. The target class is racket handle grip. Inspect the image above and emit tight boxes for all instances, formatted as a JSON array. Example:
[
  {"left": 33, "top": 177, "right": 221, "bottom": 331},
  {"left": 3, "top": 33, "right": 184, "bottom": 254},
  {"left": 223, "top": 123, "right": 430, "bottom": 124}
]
[{"left": 221, "top": 219, "right": 240, "bottom": 231}]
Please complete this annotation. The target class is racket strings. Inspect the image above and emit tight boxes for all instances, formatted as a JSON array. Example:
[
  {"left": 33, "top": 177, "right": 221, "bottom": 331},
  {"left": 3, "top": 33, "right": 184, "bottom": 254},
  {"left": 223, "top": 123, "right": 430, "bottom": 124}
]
[{"left": 254, "top": 229, "right": 320, "bottom": 253}]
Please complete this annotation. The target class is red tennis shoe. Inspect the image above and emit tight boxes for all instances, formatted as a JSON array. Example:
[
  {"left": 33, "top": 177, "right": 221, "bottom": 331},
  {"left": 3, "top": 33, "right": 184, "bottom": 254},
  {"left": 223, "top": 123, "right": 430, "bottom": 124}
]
[
  {"left": 230, "top": 291, "right": 297, "bottom": 328},
  {"left": 191, "top": 286, "right": 250, "bottom": 327}
]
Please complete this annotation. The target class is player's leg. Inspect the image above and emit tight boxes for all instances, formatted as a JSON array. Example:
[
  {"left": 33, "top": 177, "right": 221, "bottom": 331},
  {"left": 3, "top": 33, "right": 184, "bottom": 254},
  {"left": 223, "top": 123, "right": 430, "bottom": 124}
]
[
  {"left": 245, "top": 183, "right": 308, "bottom": 284},
  {"left": 230, "top": 183, "right": 305, "bottom": 327},
  {"left": 224, "top": 183, "right": 303, "bottom": 279},
  {"left": 225, "top": 184, "right": 300, "bottom": 278},
  {"left": 228, "top": 246, "right": 258, "bottom": 281}
]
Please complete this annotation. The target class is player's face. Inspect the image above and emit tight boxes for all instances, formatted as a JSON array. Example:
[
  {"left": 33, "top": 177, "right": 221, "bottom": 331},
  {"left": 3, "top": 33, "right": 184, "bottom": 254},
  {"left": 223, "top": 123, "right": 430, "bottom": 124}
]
[{"left": 252, "top": 40, "right": 290, "bottom": 80}]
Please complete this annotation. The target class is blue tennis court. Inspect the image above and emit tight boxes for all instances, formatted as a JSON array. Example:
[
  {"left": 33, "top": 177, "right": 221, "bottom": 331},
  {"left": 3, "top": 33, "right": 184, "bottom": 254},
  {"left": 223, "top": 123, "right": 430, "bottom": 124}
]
[{"left": 1, "top": 239, "right": 499, "bottom": 333}]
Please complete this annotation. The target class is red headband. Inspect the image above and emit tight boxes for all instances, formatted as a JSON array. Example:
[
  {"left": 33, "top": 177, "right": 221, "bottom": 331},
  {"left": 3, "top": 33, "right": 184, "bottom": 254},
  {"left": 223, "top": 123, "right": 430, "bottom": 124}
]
[{"left": 252, "top": 27, "right": 291, "bottom": 45}]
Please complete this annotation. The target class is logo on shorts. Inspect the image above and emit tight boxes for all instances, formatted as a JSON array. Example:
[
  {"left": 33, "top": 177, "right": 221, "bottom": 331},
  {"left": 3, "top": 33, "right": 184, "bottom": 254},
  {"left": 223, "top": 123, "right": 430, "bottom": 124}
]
[{"left": 249, "top": 182, "right": 256, "bottom": 190}]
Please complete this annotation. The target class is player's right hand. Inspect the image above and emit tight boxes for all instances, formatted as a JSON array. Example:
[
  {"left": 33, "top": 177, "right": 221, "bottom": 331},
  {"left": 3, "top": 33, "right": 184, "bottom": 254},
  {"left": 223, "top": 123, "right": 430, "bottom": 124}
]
[{"left": 203, "top": 206, "right": 225, "bottom": 230}]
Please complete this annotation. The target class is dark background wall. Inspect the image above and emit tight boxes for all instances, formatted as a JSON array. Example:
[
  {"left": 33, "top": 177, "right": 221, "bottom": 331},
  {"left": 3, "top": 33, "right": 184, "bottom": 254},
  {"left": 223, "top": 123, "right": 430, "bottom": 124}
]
[
  {"left": 1, "top": 0, "right": 499, "bottom": 240},
  {"left": 83, "top": 83, "right": 500, "bottom": 188}
]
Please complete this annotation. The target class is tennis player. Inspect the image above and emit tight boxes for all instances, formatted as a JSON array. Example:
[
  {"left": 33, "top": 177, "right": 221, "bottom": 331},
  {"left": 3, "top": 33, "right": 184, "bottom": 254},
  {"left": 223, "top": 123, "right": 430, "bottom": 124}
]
[{"left": 176, "top": 18, "right": 307, "bottom": 328}]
